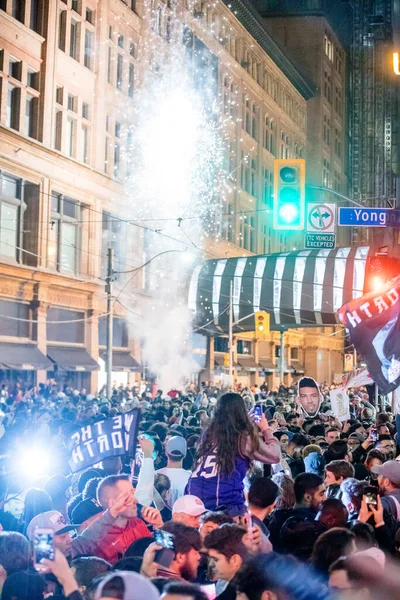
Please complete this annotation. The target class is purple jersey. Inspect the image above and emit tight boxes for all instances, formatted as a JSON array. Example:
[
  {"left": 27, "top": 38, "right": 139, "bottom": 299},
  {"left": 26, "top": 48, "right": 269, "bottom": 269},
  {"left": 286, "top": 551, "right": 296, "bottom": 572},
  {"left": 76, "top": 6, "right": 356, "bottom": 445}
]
[{"left": 186, "top": 452, "right": 249, "bottom": 516}]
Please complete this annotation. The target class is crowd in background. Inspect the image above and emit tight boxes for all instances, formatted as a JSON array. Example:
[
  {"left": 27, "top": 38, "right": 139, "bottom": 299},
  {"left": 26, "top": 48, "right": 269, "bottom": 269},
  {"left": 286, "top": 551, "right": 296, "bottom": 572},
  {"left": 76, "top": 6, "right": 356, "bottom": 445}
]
[{"left": 0, "top": 377, "right": 399, "bottom": 600}]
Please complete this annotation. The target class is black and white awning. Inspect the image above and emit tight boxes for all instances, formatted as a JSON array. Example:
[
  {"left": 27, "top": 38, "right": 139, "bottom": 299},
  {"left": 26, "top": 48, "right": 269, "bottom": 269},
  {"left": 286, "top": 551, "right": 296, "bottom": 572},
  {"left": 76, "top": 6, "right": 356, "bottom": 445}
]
[{"left": 188, "top": 247, "right": 373, "bottom": 333}]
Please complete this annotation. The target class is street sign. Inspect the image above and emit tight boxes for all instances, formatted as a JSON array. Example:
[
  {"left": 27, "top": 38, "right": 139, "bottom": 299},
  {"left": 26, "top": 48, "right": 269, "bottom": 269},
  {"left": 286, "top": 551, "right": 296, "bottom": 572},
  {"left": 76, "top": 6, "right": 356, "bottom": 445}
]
[
  {"left": 338, "top": 207, "right": 391, "bottom": 227},
  {"left": 307, "top": 203, "right": 336, "bottom": 233},
  {"left": 305, "top": 233, "right": 336, "bottom": 249}
]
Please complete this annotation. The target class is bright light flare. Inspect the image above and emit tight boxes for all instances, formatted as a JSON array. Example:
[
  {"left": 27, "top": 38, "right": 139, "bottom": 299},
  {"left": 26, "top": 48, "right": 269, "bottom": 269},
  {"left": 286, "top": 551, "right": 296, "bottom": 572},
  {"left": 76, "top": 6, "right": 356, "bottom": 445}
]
[
  {"left": 370, "top": 275, "right": 385, "bottom": 291},
  {"left": 16, "top": 446, "right": 52, "bottom": 481}
]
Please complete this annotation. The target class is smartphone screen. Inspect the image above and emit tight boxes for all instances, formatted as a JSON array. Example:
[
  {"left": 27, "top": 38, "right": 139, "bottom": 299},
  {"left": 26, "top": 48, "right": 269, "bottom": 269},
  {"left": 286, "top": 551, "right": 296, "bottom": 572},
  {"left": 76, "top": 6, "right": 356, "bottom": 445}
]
[
  {"left": 154, "top": 530, "right": 176, "bottom": 568},
  {"left": 370, "top": 429, "right": 378, "bottom": 443},
  {"left": 365, "top": 487, "right": 378, "bottom": 507},
  {"left": 34, "top": 529, "right": 54, "bottom": 566},
  {"left": 254, "top": 406, "right": 263, "bottom": 424},
  {"left": 154, "top": 529, "right": 175, "bottom": 550},
  {"left": 201, "top": 584, "right": 217, "bottom": 600}
]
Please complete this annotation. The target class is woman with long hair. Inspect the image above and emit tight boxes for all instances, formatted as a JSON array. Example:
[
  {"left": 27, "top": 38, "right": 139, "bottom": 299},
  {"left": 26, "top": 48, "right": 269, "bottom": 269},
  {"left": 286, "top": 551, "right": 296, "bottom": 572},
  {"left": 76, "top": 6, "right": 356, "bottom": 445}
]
[{"left": 186, "top": 392, "right": 280, "bottom": 516}]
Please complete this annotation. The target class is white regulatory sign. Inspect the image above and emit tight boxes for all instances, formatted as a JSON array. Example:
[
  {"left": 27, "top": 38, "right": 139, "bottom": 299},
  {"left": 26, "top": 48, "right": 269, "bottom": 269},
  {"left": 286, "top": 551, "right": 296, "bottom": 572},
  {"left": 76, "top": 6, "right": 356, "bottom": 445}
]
[{"left": 307, "top": 203, "right": 336, "bottom": 233}]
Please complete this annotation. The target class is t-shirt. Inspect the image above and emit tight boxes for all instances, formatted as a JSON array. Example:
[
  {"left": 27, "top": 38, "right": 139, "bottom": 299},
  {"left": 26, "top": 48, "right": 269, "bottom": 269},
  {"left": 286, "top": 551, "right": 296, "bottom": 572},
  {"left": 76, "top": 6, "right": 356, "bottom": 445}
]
[{"left": 156, "top": 467, "right": 191, "bottom": 507}]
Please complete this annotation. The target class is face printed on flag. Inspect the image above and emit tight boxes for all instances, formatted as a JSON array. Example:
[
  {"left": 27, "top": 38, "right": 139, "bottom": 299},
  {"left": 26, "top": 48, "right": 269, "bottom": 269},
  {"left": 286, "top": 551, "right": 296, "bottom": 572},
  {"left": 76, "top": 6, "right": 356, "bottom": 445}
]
[{"left": 296, "top": 377, "right": 322, "bottom": 418}]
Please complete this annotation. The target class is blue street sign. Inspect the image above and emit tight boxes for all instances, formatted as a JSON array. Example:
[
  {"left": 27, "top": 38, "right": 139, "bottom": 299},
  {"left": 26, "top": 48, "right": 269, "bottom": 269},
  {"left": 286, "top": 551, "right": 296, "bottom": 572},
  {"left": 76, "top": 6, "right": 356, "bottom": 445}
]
[{"left": 338, "top": 207, "right": 391, "bottom": 227}]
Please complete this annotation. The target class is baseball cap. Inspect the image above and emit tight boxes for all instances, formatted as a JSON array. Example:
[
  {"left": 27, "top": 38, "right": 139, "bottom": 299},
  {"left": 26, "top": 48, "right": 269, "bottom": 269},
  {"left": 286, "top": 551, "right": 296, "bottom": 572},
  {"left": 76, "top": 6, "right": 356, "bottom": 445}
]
[
  {"left": 166, "top": 436, "right": 187, "bottom": 458},
  {"left": 71, "top": 498, "right": 102, "bottom": 526},
  {"left": 371, "top": 460, "right": 400, "bottom": 484},
  {"left": 95, "top": 572, "right": 159, "bottom": 600},
  {"left": 26, "top": 510, "right": 77, "bottom": 541},
  {"left": 172, "top": 495, "right": 207, "bottom": 517}
]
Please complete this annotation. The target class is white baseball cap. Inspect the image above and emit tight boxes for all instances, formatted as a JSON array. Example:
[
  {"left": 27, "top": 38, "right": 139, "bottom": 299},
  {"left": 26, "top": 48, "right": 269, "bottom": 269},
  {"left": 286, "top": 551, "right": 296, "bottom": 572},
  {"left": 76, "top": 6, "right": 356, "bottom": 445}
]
[{"left": 172, "top": 495, "right": 207, "bottom": 517}]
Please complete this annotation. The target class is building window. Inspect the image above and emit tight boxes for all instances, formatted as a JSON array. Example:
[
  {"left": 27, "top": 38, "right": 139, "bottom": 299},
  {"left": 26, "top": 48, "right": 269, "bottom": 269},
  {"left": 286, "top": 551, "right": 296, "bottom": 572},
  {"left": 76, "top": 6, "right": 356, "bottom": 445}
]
[
  {"left": 81, "top": 125, "right": 88, "bottom": 163},
  {"left": 243, "top": 97, "right": 258, "bottom": 140},
  {"left": 324, "top": 31, "right": 333, "bottom": 61},
  {"left": 335, "top": 86, "right": 342, "bottom": 116},
  {"left": 115, "top": 121, "right": 121, "bottom": 138},
  {"left": 107, "top": 47, "right": 112, "bottom": 83},
  {"left": 214, "top": 337, "right": 228, "bottom": 353},
  {"left": 128, "top": 63, "right": 134, "bottom": 97},
  {"left": 0, "top": 300, "right": 30, "bottom": 338},
  {"left": 12, "top": 0, "right": 25, "bottom": 24},
  {"left": 333, "top": 169, "right": 341, "bottom": 192},
  {"left": 84, "top": 29, "right": 93, "bottom": 69},
  {"left": 7, "top": 85, "right": 20, "bottom": 130},
  {"left": 47, "top": 308, "right": 84, "bottom": 344},
  {"left": 25, "top": 94, "right": 38, "bottom": 139},
  {"left": 54, "top": 110, "right": 63, "bottom": 150},
  {"left": 56, "top": 86, "right": 64, "bottom": 105},
  {"left": 263, "top": 167, "right": 273, "bottom": 206},
  {"left": 324, "top": 71, "right": 332, "bottom": 103},
  {"left": 66, "top": 117, "right": 76, "bottom": 157},
  {"left": 116, "top": 54, "right": 123, "bottom": 89},
  {"left": 70, "top": 19, "right": 79, "bottom": 60},
  {"left": 323, "top": 115, "right": 331, "bottom": 146},
  {"left": 223, "top": 77, "right": 237, "bottom": 120},
  {"left": 71, "top": 0, "right": 81, "bottom": 14},
  {"left": 335, "top": 47, "right": 343, "bottom": 75},
  {"left": 99, "top": 315, "right": 129, "bottom": 348},
  {"left": 101, "top": 212, "right": 125, "bottom": 280},
  {"left": 49, "top": 193, "right": 81, "bottom": 273},
  {"left": 59, "top": 10, "right": 67, "bottom": 51},
  {"left": 86, "top": 7, "right": 93, "bottom": 23},
  {"left": 334, "top": 128, "right": 342, "bottom": 158},
  {"left": 264, "top": 117, "right": 276, "bottom": 155},
  {"left": 0, "top": 172, "right": 23, "bottom": 260},
  {"left": 280, "top": 132, "right": 292, "bottom": 159},
  {"left": 130, "top": 42, "right": 135, "bottom": 57},
  {"left": 68, "top": 93, "right": 77, "bottom": 112},
  {"left": 323, "top": 159, "right": 331, "bottom": 188},
  {"left": 9, "top": 57, "right": 22, "bottom": 81},
  {"left": 82, "top": 101, "right": 89, "bottom": 120},
  {"left": 27, "top": 69, "right": 39, "bottom": 90},
  {"left": 118, "top": 34, "right": 124, "bottom": 48},
  {"left": 114, "top": 142, "right": 120, "bottom": 178},
  {"left": 291, "top": 346, "right": 299, "bottom": 360},
  {"left": 237, "top": 339, "right": 252, "bottom": 355}
]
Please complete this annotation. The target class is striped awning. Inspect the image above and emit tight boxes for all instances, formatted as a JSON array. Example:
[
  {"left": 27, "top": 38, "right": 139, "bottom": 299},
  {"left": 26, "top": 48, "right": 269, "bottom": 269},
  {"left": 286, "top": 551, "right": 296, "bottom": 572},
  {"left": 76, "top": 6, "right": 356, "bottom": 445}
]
[{"left": 189, "top": 246, "right": 373, "bottom": 333}]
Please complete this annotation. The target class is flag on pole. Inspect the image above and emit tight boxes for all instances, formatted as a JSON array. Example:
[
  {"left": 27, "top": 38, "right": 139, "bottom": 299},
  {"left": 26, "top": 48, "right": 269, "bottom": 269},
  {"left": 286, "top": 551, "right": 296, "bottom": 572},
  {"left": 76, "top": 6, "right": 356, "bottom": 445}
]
[{"left": 338, "top": 276, "right": 400, "bottom": 394}]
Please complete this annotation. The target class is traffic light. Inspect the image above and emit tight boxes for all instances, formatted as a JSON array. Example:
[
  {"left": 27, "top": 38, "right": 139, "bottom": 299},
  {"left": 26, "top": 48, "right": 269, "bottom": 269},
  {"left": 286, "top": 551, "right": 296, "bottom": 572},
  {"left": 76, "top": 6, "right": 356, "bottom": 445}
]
[
  {"left": 255, "top": 311, "right": 270, "bottom": 339},
  {"left": 273, "top": 159, "right": 306, "bottom": 230},
  {"left": 364, "top": 255, "right": 400, "bottom": 293}
]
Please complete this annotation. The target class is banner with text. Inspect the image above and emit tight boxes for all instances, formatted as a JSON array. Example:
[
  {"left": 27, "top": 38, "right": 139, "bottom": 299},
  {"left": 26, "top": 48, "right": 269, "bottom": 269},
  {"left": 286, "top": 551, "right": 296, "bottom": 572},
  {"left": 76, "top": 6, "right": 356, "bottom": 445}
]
[
  {"left": 330, "top": 388, "right": 350, "bottom": 422},
  {"left": 67, "top": 410, "right": 141, "bottom": 473},
  {"left": 338, "top": 276, "right": 400, "bottom": 394}
]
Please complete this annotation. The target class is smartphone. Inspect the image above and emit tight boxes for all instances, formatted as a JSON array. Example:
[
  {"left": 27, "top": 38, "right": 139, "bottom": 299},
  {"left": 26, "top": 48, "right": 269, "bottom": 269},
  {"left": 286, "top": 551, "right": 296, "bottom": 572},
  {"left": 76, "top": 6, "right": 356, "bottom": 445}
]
[
  {"left": 33, "top": 528, "right": 54, "bottom": 569},
  {"left": 253, "top": 406, "right": 263, "bottom": 424},
  {"left": 364, "top": 486, "right": 378, "bottom": 507},
  {"left": 154, "top": 529, "right": 176, "bottom": 568},
  {"left": 201, "top": 584, "right": 217, "bottom": 600},
  {"left": 370, "top": 428, "right": 378, "bottom": 443}
]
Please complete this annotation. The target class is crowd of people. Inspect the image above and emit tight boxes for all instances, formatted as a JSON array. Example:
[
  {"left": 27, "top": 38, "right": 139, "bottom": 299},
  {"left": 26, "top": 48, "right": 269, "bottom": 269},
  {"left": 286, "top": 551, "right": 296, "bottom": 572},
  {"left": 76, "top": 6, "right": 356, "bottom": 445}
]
[{"left": 0, "top": 376, "right": 400, "bottom": 600}]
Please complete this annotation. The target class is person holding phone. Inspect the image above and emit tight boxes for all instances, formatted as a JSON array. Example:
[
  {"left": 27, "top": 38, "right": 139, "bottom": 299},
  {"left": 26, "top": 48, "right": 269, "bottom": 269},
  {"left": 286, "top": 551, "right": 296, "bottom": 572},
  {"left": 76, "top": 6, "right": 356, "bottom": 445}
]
[{"left": 186, "top": 393, "right": 280, "bottom": 516}]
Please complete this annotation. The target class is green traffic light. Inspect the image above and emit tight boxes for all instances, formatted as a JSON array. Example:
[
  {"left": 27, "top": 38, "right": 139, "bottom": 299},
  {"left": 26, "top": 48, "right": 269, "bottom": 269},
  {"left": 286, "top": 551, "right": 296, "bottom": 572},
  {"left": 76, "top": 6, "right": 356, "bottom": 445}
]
[{"left": 279, "top": 203, "right": 300, "bottom": 224}]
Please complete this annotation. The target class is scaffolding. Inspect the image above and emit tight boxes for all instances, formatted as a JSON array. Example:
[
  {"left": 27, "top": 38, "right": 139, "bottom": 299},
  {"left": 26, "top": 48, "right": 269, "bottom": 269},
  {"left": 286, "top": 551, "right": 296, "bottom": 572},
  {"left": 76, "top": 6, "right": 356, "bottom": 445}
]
[{"left": 350, "top": 0, "right": 396, "bottom": 208}]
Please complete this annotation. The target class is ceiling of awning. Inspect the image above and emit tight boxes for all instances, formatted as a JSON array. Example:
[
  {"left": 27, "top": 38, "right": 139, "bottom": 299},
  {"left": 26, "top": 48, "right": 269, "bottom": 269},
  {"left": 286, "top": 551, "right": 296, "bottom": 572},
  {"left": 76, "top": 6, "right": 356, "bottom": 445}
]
[
  {"left": 188, "top": 247, "right": 374, "bottom": 334},
  {"left": 48, "top": 346, "right": 100, "bottom": 371},
  {"left": 0, "top": 343, "right": 52, "bottom": 370}
]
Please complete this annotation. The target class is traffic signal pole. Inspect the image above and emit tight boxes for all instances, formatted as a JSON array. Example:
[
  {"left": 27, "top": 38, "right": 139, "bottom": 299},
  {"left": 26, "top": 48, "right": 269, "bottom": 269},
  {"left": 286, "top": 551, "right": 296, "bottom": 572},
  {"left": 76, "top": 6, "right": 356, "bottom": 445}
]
[{"left": 106, "top": 248, "right": 114, "bottom": 400}]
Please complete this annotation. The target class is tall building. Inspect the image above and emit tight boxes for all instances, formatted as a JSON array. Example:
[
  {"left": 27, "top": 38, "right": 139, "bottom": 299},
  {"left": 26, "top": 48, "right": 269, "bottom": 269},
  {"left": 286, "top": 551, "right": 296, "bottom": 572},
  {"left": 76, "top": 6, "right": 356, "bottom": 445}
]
[
  {"left": 0, "top": 0, "right": 345, "bottom": 393},
  {"left": 0, "top": 0, "right": 142, "bottom": 393},
  {"left": 188, "top": 0, "right": 345, "bottom": 387},
  {"left": 249, "top": 0, "right": 351, "bottom": 249}
]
